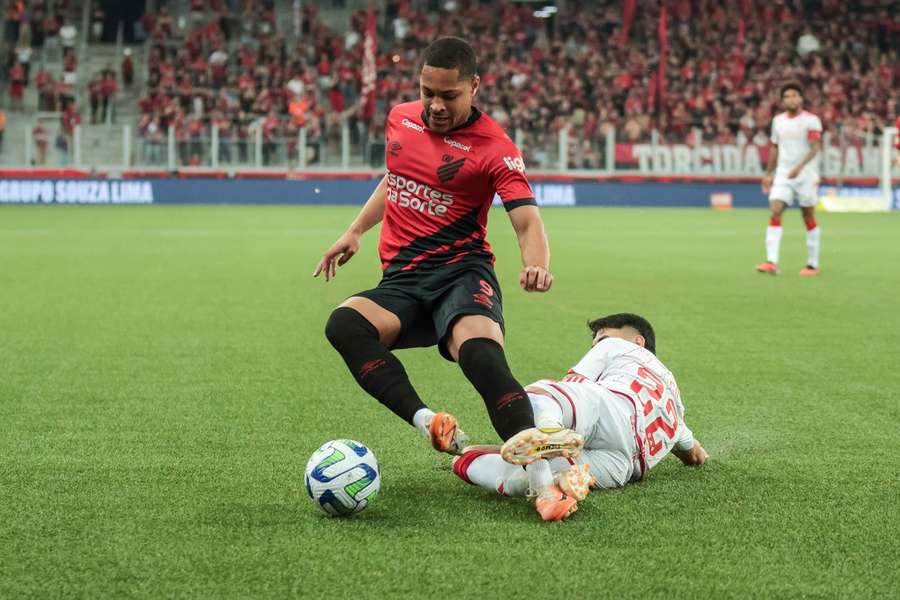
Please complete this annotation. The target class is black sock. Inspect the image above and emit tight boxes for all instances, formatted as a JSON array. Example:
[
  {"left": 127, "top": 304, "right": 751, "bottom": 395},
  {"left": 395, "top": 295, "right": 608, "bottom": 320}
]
[
  {"left": 325, "top": 307, "right": 427, "bottom": 425},
  {"left": 457, "top": 337, "right": 534, "bottom": 441}
]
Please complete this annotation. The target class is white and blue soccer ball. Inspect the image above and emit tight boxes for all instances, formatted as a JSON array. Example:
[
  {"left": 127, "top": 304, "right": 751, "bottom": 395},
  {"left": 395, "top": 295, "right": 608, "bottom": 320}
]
[{"left": 304, "top": 439, "right": 381, "bottom": 517}]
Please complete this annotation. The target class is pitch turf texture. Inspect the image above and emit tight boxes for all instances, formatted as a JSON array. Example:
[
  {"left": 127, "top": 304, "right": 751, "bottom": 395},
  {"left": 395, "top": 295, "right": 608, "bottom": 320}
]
[{"left": 2, "top": 205, "right": 898, "bottom": 598}]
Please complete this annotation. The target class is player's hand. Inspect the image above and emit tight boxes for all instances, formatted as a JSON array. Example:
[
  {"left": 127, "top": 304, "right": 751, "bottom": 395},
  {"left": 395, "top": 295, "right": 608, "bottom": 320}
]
[
  {"left": 787, "top": 167, "right": 801, "bottom": 179},
  {"left": 520, "top": 265, "right": 553, "bottom": 292},
  {"left": 761, "top": 175, "right": 773, "bottom": 194},
  {"left": 313, "top": 232, "right": 360, "bottom": 282}
]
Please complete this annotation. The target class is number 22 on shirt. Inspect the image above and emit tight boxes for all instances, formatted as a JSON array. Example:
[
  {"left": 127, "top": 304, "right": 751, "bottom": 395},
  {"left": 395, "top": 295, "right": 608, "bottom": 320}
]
[{"left": 629, "top": 366, "right": 679, "bottom": 456}]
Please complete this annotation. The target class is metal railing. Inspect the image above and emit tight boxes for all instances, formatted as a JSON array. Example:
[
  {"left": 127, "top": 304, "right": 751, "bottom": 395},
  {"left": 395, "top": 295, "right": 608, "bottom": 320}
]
[{"left": 6, "top": 115, "right": 896, "bottom": 179}]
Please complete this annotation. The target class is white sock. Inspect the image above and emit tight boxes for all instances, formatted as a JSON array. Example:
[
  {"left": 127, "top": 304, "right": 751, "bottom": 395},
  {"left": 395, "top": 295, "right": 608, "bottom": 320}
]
[
  {"left": 523, "top": 393, "right": 563, "bottom": 492},
  {"left": 529, "top": 392, "right": 565, "bottom": 430},
  {"left": 412, "top": 408, "right": 435, "bottom": 437},
  {"left": 525, "top": 459, "right": 554, "bottom": 492},
  {"left": 806, "top": 226, "right": 820, "bottom": 268},
  {"left": 461, "top": 453, "right": 528, "bottom": 496},
  {"left": 766, "top": 225, "right": 783, "bottom": 264}
]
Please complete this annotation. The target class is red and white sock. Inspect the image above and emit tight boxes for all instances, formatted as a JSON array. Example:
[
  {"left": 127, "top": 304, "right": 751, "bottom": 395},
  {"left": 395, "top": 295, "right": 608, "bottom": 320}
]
[
  {"left": 805, "top": 219, "right": 820, "bottom": 268},
  {"left": 453, "top": 450, "right": 528, "bottom": 497},
  {"left": 766, "top": 216, "right": 782, "bottom": 264}
]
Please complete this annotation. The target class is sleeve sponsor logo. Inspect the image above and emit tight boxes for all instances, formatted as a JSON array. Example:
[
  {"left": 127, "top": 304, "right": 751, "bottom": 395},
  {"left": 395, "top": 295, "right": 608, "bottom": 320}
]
[{"left": 502, "top": 156, "right": 526, "bottom": 173}]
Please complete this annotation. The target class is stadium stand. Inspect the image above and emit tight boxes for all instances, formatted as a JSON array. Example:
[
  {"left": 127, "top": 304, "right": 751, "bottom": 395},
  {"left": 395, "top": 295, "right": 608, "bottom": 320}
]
[{"left": 1, "top": 0, "right": 897, "bottom": 171}]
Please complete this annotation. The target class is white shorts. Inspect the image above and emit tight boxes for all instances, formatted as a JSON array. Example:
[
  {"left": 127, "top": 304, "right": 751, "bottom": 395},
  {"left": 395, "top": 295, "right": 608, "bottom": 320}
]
[
  {"left": 529, "top": 380, "right": 642, "bottom": 488},
  {"left": 769, "top": 174, "right": 818, "bottom": 207}
]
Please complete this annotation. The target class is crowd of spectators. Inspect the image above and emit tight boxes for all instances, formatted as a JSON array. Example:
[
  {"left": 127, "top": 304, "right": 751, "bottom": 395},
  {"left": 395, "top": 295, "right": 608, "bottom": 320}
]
[
  {"left": 1, "top": 0, "right": 87, "bottom": 164},
  {"left": 135, "top": 0, "right": 314, "bottom": 165},
  {"left": 377, "top": 0, "right": 899, "bottom": 168},
  {"left": 130, "top": 0, "right": 898, "bottom": 169},
  {"left": 3, "top": 1, "right": 81, "bottom": 108},
  {"left": 3, "top": 0, "right": 899, "bottom": 169}
]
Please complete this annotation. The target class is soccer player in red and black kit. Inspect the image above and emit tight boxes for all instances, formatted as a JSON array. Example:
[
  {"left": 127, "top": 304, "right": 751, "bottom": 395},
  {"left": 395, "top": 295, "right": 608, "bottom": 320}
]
[{"left": 313, "top": 37, "right": 583, "bottom": 521}]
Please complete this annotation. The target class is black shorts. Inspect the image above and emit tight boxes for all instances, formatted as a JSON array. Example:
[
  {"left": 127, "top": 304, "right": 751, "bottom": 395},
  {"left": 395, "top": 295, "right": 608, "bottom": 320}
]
[{"left": 354, "top": 260, "right": 505, "bottom": 361}]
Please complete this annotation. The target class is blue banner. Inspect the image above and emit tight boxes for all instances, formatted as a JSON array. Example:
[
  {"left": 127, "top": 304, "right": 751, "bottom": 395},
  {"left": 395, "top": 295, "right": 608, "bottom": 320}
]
[{"left": 0, "top": 177, "right": 774, "bottom": 208}]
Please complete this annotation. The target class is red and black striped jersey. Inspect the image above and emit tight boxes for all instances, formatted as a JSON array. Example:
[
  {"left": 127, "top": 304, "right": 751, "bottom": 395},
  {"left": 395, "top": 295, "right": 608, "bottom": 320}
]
[{"left": 380, "top": 100, "right": 534, "bottom": 275}]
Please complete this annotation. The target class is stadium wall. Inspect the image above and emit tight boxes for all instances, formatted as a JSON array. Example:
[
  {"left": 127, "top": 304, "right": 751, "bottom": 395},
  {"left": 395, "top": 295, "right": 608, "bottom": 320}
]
[{"left": 0, "top": 171, "right": 895, "bottom": 210}]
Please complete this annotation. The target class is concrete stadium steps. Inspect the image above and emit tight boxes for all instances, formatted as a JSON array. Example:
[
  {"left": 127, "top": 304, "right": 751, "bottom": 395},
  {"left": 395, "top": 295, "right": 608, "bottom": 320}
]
[
  {"left": 0, "top": 41, "right": 140, "bottom": 167},
  {"left": 1, "top": 114, "right": 34, "bottom": 166}
]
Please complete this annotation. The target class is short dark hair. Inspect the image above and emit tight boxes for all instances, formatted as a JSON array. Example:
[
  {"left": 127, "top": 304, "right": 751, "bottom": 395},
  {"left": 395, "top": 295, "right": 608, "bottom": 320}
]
[
  {"left": 421, "top": 37, "right": 477, "bottom": 79},
  {"left": 587, "top": 313, "right": 656, "bottom": 354},
  {"left": 780, "top": 82, "right": 803, "bottom": 97}
]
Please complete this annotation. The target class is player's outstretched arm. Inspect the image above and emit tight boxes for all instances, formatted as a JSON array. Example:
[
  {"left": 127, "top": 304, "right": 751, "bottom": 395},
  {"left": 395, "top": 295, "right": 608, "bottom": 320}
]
[
  {"left": 313, "top": 175, "right": 388, "bottom": 281},
  {"left": 672, "top": 440, "right": 709, "bottom": 466},
  {"left": 507, "top": 205, "right": 553, "bottom": 292}
]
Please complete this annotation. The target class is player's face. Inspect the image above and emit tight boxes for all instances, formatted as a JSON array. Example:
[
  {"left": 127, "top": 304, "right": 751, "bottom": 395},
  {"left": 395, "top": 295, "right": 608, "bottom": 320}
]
[
  {"left": 782, "top": 89, "right": 802, "bottom": 112},
  {"left": 592, "top": 326, "right": 646, "bottom": 350},
  {"left": 419, "top": 65, "right": 479, "bottom": 133}
]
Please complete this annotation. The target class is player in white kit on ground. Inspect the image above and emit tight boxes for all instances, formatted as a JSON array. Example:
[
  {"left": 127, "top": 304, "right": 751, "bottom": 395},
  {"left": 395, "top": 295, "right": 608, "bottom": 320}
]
[
  {"left": 452, "top": 313, "right": 708, "bottom": 514},
  {"left": 758, "top": 83, "right": 823, "bottom": 276}
]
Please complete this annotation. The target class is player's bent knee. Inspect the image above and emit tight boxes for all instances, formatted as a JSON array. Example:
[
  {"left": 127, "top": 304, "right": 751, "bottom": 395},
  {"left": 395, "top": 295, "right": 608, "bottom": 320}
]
[
  {"left": 324, "top": 307, "right": 379, "bottom": 350},
  {"left": 457, "top": 342, "right": 487, "bottom": 374},
  {"left": 457, "top": 337, "right": 508, "bottom": 376},
  {"left": 447, "top": 315, "right": 503, "bottom": 359}
]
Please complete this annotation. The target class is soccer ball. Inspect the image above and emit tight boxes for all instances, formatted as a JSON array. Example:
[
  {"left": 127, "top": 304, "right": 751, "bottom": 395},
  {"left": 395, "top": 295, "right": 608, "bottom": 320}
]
[{"left": 304, "top": 439, "right": 381, "bottom": 517}]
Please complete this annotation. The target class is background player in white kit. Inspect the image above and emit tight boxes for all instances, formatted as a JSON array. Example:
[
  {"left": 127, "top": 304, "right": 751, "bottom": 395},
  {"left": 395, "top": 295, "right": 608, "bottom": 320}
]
[
  {"left": 758, "top": 83, "right": 823, "bottom": 276},
  {"left": 451, "top": 313, "right": 708, "bottom": 515}
]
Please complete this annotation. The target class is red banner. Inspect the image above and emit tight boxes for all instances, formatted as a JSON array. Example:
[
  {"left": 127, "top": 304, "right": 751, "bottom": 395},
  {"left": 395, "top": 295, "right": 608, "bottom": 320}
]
[
  {"left": 656, "top": 4, "right": 667, "bottom": 113},
  {"left": 360, "top": 7, "right": 377, "bottom": 122},
  {"left": 620, "top": 0, "right": 636, "bottom": 44}
]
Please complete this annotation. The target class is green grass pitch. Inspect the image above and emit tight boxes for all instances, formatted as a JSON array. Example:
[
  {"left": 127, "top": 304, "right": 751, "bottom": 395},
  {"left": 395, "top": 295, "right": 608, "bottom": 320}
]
[{"left": 1, "top": 205, "right": 899, "bottom": 598}]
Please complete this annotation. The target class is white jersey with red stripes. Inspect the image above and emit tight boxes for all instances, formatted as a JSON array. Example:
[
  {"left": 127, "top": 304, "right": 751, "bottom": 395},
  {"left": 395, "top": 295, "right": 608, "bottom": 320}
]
[
  {"left": 770, "top": 110, "right": 823, "bottom": 180},
  {"left": 530, "top": 337, "right": 694, "bottom": 480}
]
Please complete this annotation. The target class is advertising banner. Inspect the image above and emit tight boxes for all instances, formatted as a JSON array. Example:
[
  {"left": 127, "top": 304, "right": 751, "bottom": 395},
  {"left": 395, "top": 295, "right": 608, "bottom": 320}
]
[{"left": 0, "top": 177, "right": 774, "bottom": 208}]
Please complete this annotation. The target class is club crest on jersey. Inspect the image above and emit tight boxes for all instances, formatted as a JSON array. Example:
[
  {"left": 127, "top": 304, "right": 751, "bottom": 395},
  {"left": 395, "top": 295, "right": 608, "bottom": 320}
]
[
  {"left": 437, "top": 156, "right": 466, "bottom": 183},
  {"left": 389, "top": 141, "right": 402, "bottom": 156}
]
